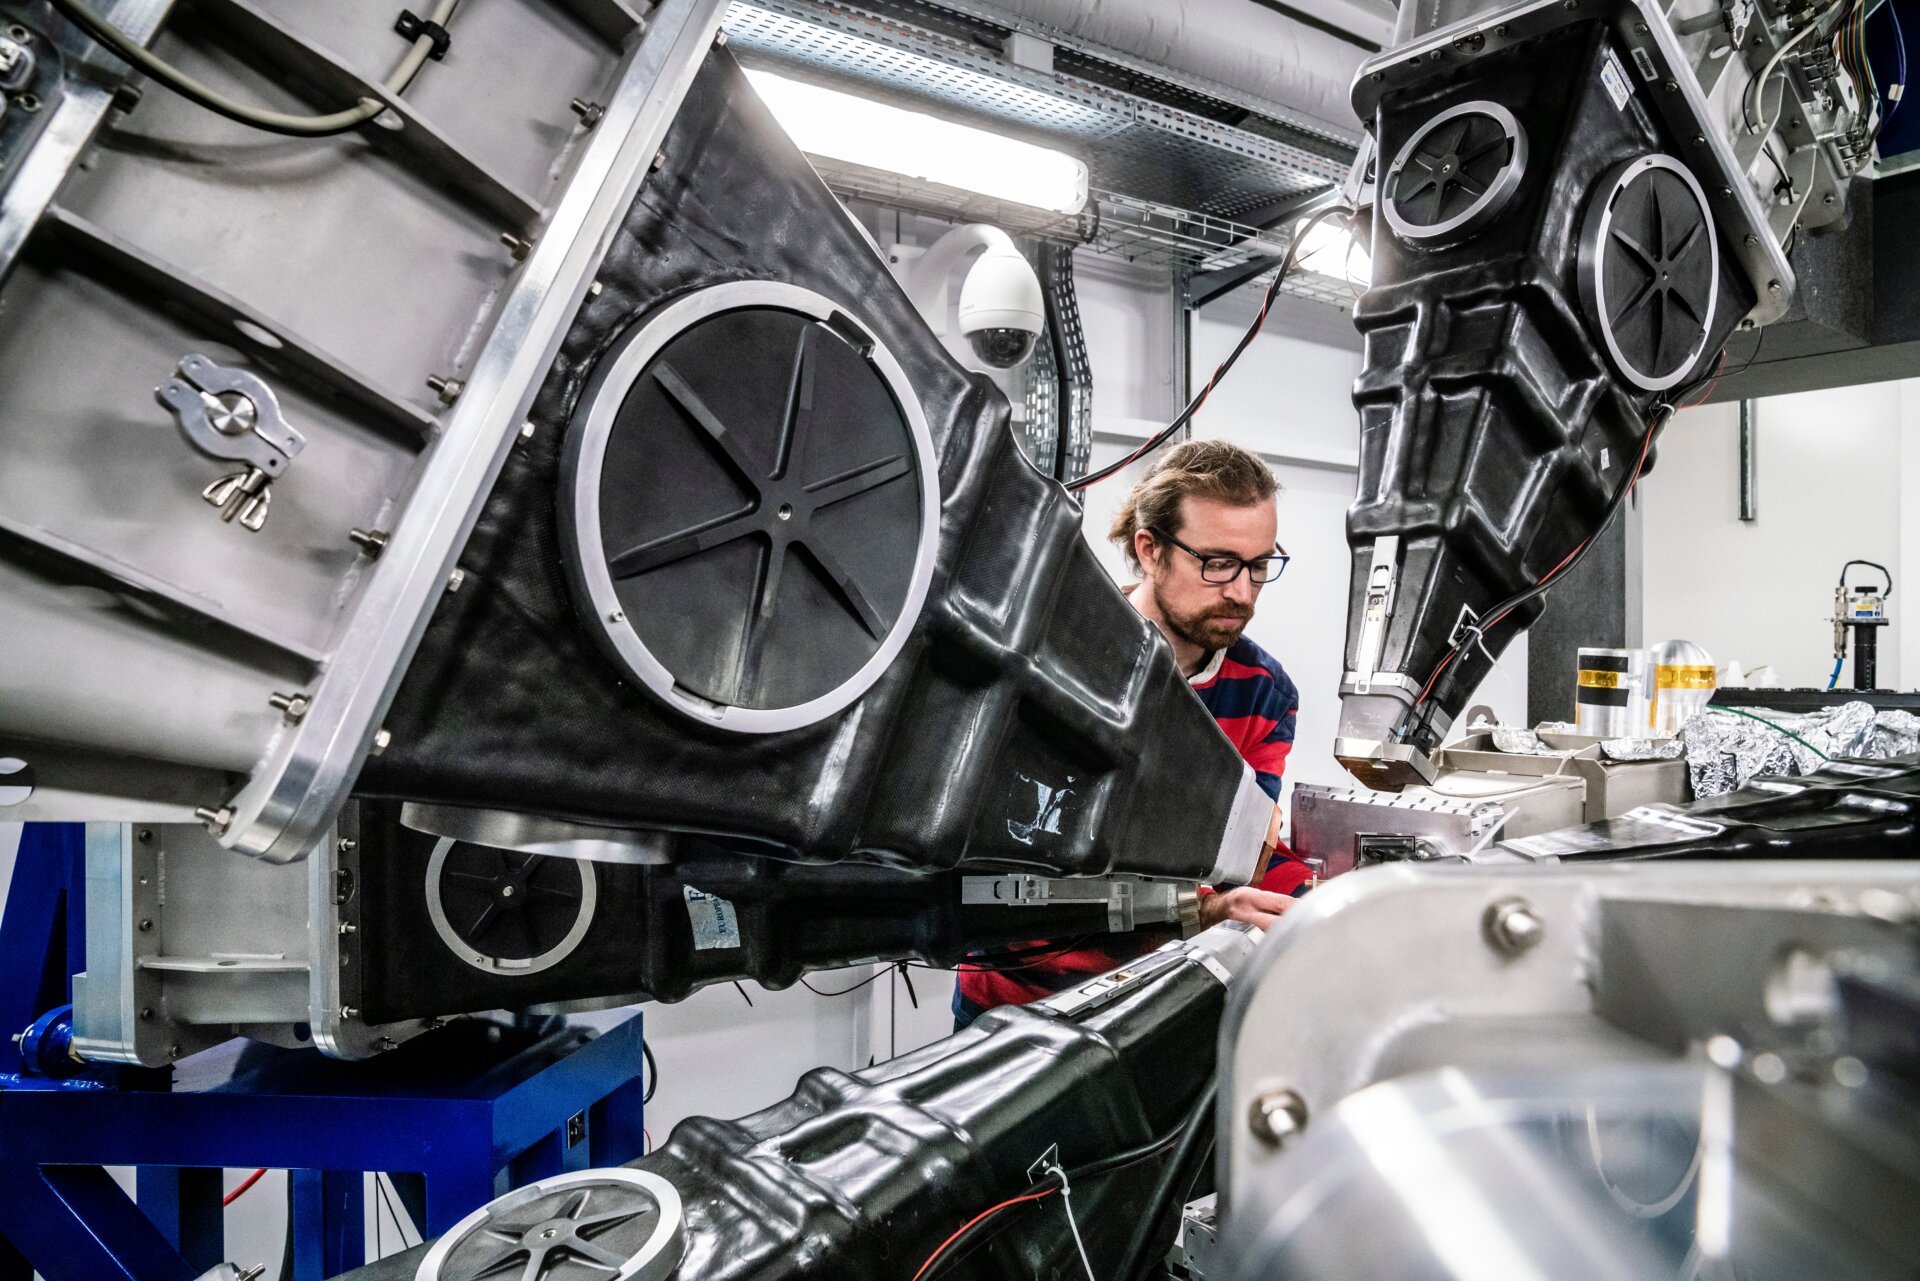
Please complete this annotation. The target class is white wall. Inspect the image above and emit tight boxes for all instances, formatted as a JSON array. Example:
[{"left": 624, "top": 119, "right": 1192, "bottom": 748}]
[{"left": 1640, "top": 379, "right": 1915, "bottom": 688}]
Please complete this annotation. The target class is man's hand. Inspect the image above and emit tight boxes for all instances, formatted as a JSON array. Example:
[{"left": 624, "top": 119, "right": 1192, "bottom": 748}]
[{"left": 1198, "top": 885, "right": 1294, "bottom": 930}]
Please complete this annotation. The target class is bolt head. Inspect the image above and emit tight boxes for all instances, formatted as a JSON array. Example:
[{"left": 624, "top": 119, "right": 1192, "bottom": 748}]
[
  {"left": 1249, "top": 1088, "right": 1309, "bottom": 1146},
  {"left": 1483, "top": 897, "right": 1544, "bottom": 956}
]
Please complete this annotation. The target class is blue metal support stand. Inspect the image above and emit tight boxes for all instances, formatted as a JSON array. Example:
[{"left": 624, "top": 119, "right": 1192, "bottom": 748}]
[{"left": 0, "top": 824, "right": 649, "bottom": 1279}]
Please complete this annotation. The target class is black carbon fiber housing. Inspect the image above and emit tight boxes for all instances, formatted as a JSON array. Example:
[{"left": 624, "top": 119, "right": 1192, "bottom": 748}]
[
  {"left": 355, "top": 52, "right": 1254, "bottom": 882},
  {"left": 341, "top": 930, "right": 1243, "bottom": 1281},
  {"left": 1337, "top": 22, "right": 1758, "bottom": 783}
]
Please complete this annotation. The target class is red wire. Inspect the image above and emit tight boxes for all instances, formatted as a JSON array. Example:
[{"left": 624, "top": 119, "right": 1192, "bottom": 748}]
[
  {"left": 223, "top": 1168, "right": 268, "bottom": 1207},
  {"left": 910, "top": 1187, "right": 1059, "bottom": 1281},
  {"left": 1410, "top": 406, "right": 1666, "bottom": 711},
  {"left": 1678, "top": 351, "right": 1728, "bottom": 409}
]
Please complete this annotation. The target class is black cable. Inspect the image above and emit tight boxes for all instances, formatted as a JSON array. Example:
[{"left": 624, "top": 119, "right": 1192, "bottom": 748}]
[
  {"left": 1400, "top": 400, "right": 1678, "bottom": 739},
  {"left": 1064, "top": 206, "right": 1347, "bottom": 493},
  {"left": 1113, "top": 1082, "right": 1218, "bottom": 1281},
  {"left": 642, "top": 1039, "right": 657, "bottom": 1105},
  {"left": 1839, "top": 559, "right": 1894, "bottom": 597},
  {"left": 800, "top": 964, "right": 899, "bottom": 998}
]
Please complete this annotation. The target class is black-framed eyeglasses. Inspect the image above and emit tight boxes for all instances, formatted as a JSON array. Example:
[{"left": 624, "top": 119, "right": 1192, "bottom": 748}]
[{"left": 1150, "top": 528, "right": 1289, "bottom": 585}]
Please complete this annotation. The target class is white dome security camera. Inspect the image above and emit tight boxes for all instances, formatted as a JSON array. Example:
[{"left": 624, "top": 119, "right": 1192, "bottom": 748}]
[
  {"left": 958, "top": 241, "right": 1043, "bottom": 369},
  {"left": 902, "top": 224, "right": 1044, "bottom": 371}
]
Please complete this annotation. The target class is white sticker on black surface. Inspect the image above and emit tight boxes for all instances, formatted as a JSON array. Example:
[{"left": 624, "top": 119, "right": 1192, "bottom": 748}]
[
  {"left": 684, "top": 885, "right": 742, "bottom": 950},
  {"left": 1601, "top": 49, "right": 1632, "bottom": 110}
]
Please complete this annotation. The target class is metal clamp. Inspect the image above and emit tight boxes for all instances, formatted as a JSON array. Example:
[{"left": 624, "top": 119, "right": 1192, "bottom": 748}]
[
  {"left": 156, "top": 354, "right": 306, "bottom": 532},
  {"left": 1352, "top": 535, "right": 1399, "bottom": 695},
  {"left": 960, "top": 875, "right": 1193, "bottom": 933}
]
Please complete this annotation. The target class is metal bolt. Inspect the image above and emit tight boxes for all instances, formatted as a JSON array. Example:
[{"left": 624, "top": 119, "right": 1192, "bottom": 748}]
[
  {"left": 1664, "top": 80, "right": 1678, "bottom": 92},
  {"left": 1740, "top": 317, "right": 1757, "bottom": 329},
  {"left": 138, "top": 918, "right": 153, "bottom": 932},
  {"left": 519, "top": 421, "right": 538, "bottom": 442},
  {"left": 426, "top": 374, "right": 464, "bottom": 404},
  {"left": 139, "top": 1007, "right": 154, "bottom": 1022},
  {"left": 1248, "top": 1088, "right": 1309, "bottom": 1146},
  {"left": 714, "top": 27, "right": 729, "bottom": 46},
  {"left": 1720, "top": 185, "right": 1734, "bottom": 197},
  {"left": 1768, "top": 279, "right": 1781, "bottom": 293},
  {"left": 168, "top": 1044, "right": 182, "bottom": 1059},
  {"left": 238, "top": 1266, "right": 268, "bottom": 1281},
  {"left": 650, "top": 149, "right": 667, "bottom": 171},
  {"left": 1693, "top": 134, "right": 1706, "bottom": 144},
  {"left": 268, "top": 691, "right": 310, "bottom": 722},
  {"left": 1483, "top": 897, "right": 1544, "bottom": 956},
  {"left": 1635, "top": 20, "right": 1648, "bottom": 31},
  {"left": 501, "top": 232, "right": 534, "bottom": 261},
  {"left": 337, "top": 837, "right": 357, "bottom": 855},
  {"left": 339, "top": 920, "right": 357, "bottom": 934},
  {"left": 1495, "top": 23, "right": 1509, "bottom": 34},
  {"left": 340, "top": 1006, "right": 359, "bottom": 1021},
  {"left": 587, "top": 280, "right": 604, "bottom": 297},
  {"left": 447, "top": 568, "right": 467, "bottom": 593},
  {"left": 111, "top": 82, "right": 143, "bottom": 113},
  {"left": 609, "top": 609, "right": 625, "bottom": 623},
  {"left": 137, "top": 829, "right": 153, "bottom": 844},
  {"left": 349, "top": 527, "right": 388, "bottom": 556},
  {"left": 1744, "top": 233, "right": 1759, "bottom": 246},
  {"left": 1823, "top": 192, "right": 1835, "bottom": 205},
  {"left": 370, "top": 727, "right": 392, "bottom": 756},
  {"left": 193, "top": 805, "right": 232, "bottom": 833},
  {"left": 376, "top": 1037, "right": 398, "bottom": 1052},
  {"left": 569, "top": 97, "right": 604, "bottom": 128}
]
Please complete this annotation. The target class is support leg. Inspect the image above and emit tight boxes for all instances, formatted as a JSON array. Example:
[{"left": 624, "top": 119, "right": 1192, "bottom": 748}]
[
  {"left": 290, "top": 1169, "right": 364, "bottom": 1280},
  {"left": 137, "top": 1167, "right": 225, "bottom": 1272}
]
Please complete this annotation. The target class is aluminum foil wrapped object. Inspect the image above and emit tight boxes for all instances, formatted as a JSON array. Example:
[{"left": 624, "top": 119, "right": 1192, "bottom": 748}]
[
  {"left": 1490, "top": 727, "right": 1576, "bottom": 756},
  {"left": 1600, "top": 737, "right": 1686, "bottom": 762},
  {"left": 1679, "top": 701, "right": 1916, "bottom": 796}
]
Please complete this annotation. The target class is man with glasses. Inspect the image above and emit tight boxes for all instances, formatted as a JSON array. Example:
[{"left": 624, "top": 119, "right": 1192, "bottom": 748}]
[{"left": 955, "top": 439, "right": 1305, "bottom": 1027}]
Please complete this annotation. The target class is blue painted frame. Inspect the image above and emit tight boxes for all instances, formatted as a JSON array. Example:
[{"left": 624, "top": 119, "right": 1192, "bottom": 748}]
[{"left": 0, "top": 824, "right": 648, "bottom": 1280}]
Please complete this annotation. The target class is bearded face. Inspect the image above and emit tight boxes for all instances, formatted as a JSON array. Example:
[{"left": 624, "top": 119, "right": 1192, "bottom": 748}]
[{"left": 1136, "top": 494, "right": 1278, "bottom": 659}]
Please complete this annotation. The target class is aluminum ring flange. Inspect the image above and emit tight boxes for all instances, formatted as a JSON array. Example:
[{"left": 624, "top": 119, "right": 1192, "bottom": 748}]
[
  {"left": 1382, "top": 100, "right": 1529, "bottom": 245},
  {"left": 561, "top": 280, "right": 940, "bottom": 735},
  {"left": 424, "top": 837, "right": 598, "bottom": 976},
  {"left": 415, "top": 1167, "right": 685, "bottom": 1281},
  {"left": 1577, "top": 153, "right": 1720, "bottom": 393}
]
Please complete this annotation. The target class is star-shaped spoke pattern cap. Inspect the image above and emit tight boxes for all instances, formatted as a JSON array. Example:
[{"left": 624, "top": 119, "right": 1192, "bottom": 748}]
[
  {"left": 585, "top": 305, "right": 925, "bottom": 714},
  {"left": 437, "top": 843, "right": 587, "bottom": 964},
  {"left": 437, "top": 1180, "right": 669, "bottom": 1281},
  {"left": 1390, "top": 109, "right": 1519, "bottom": 231},
  {"left": 1596, "top": 164, "right": 1715, "bottom": 383}
]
